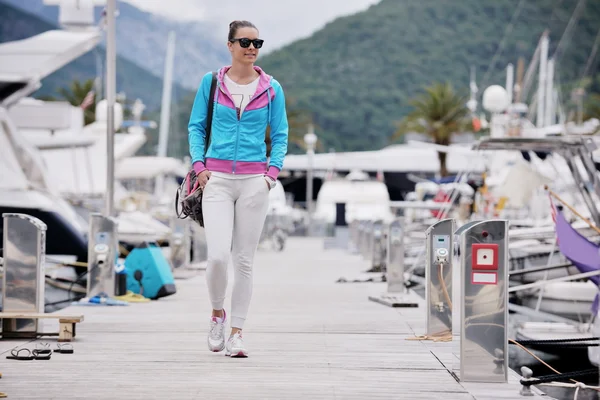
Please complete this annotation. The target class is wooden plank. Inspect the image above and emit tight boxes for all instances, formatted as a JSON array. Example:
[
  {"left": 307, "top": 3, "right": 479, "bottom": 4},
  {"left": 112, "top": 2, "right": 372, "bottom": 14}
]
[
  {"left": 0, "top": 312, "right": 83, "bottom": 322},
  {"left": 0, "top": 238, "right": 549, "bottom": 399}
]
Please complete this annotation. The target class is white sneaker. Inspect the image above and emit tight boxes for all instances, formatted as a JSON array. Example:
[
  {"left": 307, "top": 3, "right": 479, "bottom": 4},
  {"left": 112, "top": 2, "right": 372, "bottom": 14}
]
[
  {"left": 207, "top": 311, "right": 226, "bottom": 352},
  {"left": 225, "top": 332, "right": 248, "bottom": 358}
]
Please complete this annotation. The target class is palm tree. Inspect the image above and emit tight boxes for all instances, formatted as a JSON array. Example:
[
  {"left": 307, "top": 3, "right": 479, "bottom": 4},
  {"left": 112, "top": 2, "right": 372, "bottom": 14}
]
[
  {"left": 57, "top": 78, "right": 97, "bottom": 125},
  {"left": 391, "top": 82, "right": 470, "bottom": 177}
]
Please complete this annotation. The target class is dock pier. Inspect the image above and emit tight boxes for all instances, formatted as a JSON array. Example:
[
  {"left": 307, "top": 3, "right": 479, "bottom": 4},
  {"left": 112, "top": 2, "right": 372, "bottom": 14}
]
[{"left": 0, "top": 237, "right": 548, "bottom": 399}]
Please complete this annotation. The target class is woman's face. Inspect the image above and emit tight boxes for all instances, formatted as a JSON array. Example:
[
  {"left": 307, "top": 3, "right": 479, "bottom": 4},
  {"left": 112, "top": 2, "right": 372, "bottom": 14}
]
[{"left": 228, "top": 27, "right": 261, "bottom": 65}]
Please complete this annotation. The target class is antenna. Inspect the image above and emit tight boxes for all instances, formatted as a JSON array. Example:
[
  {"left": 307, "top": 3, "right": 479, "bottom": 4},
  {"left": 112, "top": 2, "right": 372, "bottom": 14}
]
[
  {"left": 514, "top": 57, "right": 525, "bottom": 103},
  {"left": 536, "top": 31, "right": 550, "bottom": 128},
  {"left": 43, "top": 0, "right": 106, "bottom": 30},
  {"left": 466, "top": 66, "right": 478, "bottom": 113},
  {"left": 505, "top": 63, "right": 514, "bottom": 105}
]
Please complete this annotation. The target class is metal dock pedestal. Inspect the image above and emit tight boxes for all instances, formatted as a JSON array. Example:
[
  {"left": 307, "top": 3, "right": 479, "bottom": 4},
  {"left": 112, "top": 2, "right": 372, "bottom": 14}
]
[
  {"left": 1, "top": 213, "right": 47, "bottom": 337},
  {"left": 368, "top": 217, "right": 419, "bottom": 307},
  {"left": 452, "top": 219, "right": 509, "bottom": 383},
  {"left": 425, "top": 218, "right": 455, "bottom": 336},
  {"left": 87, "top": 213, "right": 118, "bottom": 298}
]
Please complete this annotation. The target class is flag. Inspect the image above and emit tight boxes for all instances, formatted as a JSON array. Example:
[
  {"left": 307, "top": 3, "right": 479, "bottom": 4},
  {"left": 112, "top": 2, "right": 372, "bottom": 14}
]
[
  {"left": 548, "top": 193, "right": 600, "bottom": 315},
  {"left": 472, "top": 116, "right": 481, "bottom": 132},
  {"left": 80, "top": 90, "right": 95, "bottom": 110}
]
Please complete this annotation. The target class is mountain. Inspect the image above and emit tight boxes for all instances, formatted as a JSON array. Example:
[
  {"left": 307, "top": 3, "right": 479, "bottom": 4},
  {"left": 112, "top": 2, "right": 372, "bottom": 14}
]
[
  {"left": 0, "top": 1, "right": 192, "bottom": 110},
  {"left": 1, "top": 0, "right": 230, "bottom": 90},
  {"left": 255, "top": 0, "right": 600, "bottom": 152}
]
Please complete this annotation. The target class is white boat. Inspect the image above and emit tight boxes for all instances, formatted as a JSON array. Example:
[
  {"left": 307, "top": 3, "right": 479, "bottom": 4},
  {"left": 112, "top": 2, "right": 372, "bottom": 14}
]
[{"left": 312, "top": 170, "right": 396, "bottom": 233}]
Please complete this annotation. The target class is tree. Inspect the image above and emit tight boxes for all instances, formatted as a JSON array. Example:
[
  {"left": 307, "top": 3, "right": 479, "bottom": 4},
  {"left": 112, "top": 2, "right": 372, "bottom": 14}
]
[
  {"left": 56, "top": 78, "right": 97, "bottom": 125},
  {"left": 265, "top": 96, "right": 314, "bottom": 156},
  {"left": 584, "top": 93, "right": 600, "bottom": 120},
  {"left": 391, "top": 82, "right": 470, "bottom": 177}
]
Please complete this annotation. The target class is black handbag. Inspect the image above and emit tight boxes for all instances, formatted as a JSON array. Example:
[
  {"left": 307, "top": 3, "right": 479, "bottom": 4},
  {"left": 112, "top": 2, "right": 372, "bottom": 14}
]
[{"left": 175, "top": 71, "right": 217, "bottom": 227}]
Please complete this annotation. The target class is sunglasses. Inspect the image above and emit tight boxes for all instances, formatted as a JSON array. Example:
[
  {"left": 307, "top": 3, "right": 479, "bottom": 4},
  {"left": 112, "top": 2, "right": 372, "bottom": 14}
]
[{"left": 230, "top": 38, "right": 264, "bottom": 49}]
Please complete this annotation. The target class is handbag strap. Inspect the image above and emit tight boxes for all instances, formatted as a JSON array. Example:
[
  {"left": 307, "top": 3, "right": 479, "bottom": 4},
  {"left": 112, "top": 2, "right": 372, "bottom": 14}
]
[{"left": 205, "top": 70, "right": 218, "bottom": 155}]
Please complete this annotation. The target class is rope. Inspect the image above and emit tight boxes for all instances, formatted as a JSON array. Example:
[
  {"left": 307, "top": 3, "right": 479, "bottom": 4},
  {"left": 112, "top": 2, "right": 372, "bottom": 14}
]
[
  {"left": 545, "top": 185, "right": 600, "bottom": 235},
  {"left": 512, "top": 336, "right": 599, "bottom": 345},
  {"left": 438, "top": 261, "right": 453, "bottom": 309},
  {"left": 521, "top": 369, "right": 598, "bottom": 387},
  {"left": 578, "top": 26, "right": 600, "bottom": 87},
  {"left": 509, "top": 338, "right": 600, "bottom": 392},
  {"left": 515, "top": 343, "right": 597, "bottom": 349},
  {"left": 553, "top": 0, "right": 586, "bottom": 66},
  {"left": 537, "top": 381, "right": 600, "bottom": 400},
  {"left": 406, "top": 329, "right": 452, "bottom": 342}
]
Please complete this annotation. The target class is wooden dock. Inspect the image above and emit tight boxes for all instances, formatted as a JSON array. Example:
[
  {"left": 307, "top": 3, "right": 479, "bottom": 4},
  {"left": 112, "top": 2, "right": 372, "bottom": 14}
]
[{"left": 0, "top": 237, "right": 549, "bottom": 399}]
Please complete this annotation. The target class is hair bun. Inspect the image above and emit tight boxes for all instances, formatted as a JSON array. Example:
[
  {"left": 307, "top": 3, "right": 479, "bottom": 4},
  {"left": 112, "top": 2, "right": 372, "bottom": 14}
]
[{"left": 227, "top": 20, "right": 257, "bottom": 41}]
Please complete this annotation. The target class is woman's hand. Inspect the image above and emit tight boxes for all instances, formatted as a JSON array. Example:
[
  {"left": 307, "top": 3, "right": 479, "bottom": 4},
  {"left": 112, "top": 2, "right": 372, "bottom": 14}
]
[
  {"left": 265, "top": 176, "right": 275, "bottom": 191},
  {"left": 194, "top": 170, "right": 211, "bottom": 191}
]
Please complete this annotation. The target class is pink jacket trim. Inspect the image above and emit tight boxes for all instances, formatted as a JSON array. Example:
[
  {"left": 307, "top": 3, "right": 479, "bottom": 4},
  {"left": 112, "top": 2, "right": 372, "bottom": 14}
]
[
  {"left": 205, "top": 158, "right": 267, "bottom": 174},
  {"left": 266, "top": 166, "right": 280, "bottom": 181},
  {"left": 193, "top": 161, "right": 207, "bottom": 174},
  {"left": 215, "top": 66, "right": 274, "bottom": 111}
]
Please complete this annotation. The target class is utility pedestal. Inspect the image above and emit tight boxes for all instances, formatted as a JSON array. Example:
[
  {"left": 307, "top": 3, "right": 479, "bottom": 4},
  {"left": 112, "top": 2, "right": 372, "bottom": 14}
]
[
  {"left": 368, "top": 218, "right": 419, "bottom": 307},
  {"left": 425, "top": 218, "right": 455, "bottom": 336},
  {"left": 452, "top": 219, "right": 509, "bottom": 383}
]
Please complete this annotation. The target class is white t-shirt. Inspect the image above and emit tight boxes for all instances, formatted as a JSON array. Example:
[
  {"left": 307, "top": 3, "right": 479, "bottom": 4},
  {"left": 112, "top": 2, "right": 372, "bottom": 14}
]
[
  {"left": 212, "top": 73, "right": 262, "bottom": 180},
  {"left": 224, "top": 73, "right": 260, "bottom": 119}
]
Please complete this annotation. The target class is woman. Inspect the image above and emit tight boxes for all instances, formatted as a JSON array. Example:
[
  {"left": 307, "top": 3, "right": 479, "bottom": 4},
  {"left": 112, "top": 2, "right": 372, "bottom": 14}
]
[{"left": 187, "top": 20, "right": 289, "bottom": 358}]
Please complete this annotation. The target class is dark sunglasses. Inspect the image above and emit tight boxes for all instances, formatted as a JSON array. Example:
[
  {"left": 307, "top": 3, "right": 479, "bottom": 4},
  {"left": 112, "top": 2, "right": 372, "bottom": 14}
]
[{"left": 230, "top": 38, "right": 264, "bottom": 49}]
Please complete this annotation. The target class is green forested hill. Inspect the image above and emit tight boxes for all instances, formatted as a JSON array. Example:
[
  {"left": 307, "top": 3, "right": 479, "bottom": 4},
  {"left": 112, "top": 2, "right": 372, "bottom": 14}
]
[{"left": 255, "top": 0, "right": 600, "bottom": 152}]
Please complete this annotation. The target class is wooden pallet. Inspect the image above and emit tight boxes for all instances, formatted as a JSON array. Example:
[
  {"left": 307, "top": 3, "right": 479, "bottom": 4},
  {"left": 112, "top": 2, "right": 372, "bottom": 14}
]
[{"left": 0, "top": 313, "right": 84, "bottom": 342}]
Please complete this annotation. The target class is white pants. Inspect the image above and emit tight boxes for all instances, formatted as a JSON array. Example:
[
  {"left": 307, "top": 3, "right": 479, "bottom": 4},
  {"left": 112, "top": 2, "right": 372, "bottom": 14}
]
[{"left": 201, "top": 174, "right": 270, "bottom": 329}]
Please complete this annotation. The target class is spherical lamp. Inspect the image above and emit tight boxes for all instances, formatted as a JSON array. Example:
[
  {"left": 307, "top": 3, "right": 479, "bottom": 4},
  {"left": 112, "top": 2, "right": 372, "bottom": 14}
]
[{"left": 482, "top": 85, "right": 509, "bottom": 113}]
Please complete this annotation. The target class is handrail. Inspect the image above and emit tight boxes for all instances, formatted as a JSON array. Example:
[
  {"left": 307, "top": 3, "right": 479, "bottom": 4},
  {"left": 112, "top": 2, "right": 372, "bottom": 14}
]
[
  {"left": 509, "top": 262, "right": 573, "bottom": 277},
  {"left": 508, "top": 270, "right": 600, "bottom": 293}
]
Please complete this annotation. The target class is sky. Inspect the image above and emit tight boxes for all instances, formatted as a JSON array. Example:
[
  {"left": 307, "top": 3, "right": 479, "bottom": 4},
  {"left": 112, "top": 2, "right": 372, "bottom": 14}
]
[{"left": 122, "top": 0, "right": 380, "bottom": 51}]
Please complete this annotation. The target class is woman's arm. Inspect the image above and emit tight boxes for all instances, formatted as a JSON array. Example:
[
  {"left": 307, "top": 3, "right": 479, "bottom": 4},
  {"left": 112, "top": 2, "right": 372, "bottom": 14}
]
[
  {"left": 188, "top": 72, "right": 213, "bottom": 174},
  {"left": 266, "top": 79, "right": 289, "bottom": 181}
]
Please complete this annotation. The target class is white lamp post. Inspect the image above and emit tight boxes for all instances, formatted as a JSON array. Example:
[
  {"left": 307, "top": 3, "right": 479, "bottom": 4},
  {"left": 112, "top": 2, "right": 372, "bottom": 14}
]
[
  {"left": 131, "top": 99, "right": 145, "bottom": 126},
  {"left": 304, "top": 125, "right": 317, "bottom": 236}
]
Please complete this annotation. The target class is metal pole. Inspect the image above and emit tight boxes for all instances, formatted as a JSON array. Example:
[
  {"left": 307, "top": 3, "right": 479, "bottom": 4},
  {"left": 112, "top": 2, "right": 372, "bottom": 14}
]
[
  {"left": 105, "top": 0, "right": 116, "bottom": 217},
  {"left": 505, "top": 63, "right": 513, "bottom": 105},
  {"left": 536, "top": 33, "right": 549, "bottom": 128},
  {"left": 157, "top": 31, "right": 176, "bottom": 159},
  {"left": 306, "top": 147, "right": 314, "bottom": 235},
  {"left": 155, "top": 30, "right": 176, "bottom": 196},
  {"left": 544, "top": 59, "right": 554, "bottom": 126}
]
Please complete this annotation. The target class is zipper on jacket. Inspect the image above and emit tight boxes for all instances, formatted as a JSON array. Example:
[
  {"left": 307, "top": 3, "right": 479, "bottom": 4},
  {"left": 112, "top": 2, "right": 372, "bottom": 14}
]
[
  {"left": 233, "top": 122, "right": 240, "bottom": 173},
  {"left": 220, "top": 83, "right": 272, "bottom": 174}
]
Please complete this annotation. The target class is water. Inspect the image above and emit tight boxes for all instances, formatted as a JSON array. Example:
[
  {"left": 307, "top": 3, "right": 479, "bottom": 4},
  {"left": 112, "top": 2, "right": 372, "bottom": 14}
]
[{"left": 508, "top": 315, "right": 598, "bottom": 400}]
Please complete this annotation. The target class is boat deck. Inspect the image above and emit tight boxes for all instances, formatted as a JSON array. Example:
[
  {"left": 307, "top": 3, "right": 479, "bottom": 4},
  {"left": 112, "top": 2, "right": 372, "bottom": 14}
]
[{"left": 0, "top": 237, "right": 548, "bottom": 399}]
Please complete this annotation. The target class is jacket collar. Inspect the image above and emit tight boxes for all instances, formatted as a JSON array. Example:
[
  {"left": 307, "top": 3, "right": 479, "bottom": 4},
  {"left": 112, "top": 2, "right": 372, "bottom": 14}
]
[{"left": 217, "top": 65, "right": 271, "bottom": 94}]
